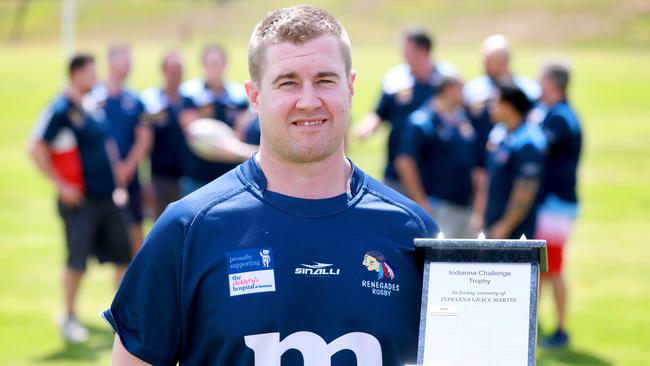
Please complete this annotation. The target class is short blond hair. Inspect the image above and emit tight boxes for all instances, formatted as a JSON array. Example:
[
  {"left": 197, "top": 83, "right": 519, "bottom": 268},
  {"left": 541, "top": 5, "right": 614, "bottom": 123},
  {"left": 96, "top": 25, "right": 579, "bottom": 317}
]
[{"left": 248, "top": 5, "right": 352, "bottom": 83}]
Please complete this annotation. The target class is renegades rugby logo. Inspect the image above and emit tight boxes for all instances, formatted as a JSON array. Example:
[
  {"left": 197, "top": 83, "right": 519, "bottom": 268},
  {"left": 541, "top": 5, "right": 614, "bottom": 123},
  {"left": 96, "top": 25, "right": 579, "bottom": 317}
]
[{"left": 361, "top": 251, "right": 399, "bottom": 297}]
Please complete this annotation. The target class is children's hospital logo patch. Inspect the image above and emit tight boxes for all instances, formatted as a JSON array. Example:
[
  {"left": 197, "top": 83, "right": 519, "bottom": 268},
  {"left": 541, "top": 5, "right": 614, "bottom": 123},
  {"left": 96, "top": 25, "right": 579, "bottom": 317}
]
[
  {"left": 361, "top": 251, "right": 400, "bottom": 297},
  {"left": 226, "top": 248, "right": 275, "bottom": 297}
]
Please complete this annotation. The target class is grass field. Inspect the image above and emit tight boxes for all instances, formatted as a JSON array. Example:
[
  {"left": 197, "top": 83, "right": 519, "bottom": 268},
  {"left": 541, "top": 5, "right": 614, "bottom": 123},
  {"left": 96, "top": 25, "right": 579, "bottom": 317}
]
[{"left": 1, "top": 1, "right": 649, "bottom": 365}]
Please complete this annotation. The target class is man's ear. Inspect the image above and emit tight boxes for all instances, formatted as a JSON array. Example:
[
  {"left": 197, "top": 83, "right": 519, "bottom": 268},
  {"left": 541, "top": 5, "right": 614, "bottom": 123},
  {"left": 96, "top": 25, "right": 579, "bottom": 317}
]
[
  {"left": 348, "top": 70, "right": 356, "bottom": 103},
  {"left": 244, "top": 80, "right": 260, "bottom": 112}
]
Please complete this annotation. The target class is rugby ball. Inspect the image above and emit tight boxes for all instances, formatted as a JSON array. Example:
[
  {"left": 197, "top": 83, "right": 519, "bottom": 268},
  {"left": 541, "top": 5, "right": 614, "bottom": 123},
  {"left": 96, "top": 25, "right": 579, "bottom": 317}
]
[{"left": 186, "top": 118, "right": 257, "bottom": 163}]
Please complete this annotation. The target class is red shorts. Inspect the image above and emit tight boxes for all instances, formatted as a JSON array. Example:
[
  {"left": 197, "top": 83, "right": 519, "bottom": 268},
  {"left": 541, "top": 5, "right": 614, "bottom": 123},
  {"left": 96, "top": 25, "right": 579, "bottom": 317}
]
[{"left": 535, "top": 211, "right": 575, "bottom": 275}]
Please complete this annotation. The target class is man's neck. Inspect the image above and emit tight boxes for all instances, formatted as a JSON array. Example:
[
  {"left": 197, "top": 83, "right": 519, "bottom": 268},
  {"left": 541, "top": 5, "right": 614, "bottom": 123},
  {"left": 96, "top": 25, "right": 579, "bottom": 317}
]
[
  {"left": 505, "top": 117, "right": 525, "bottom": 133},
  {"left": 412, "top": 61, "right": 434, "bottom": 82},
  {"left": 164, "top": 82, "right": 180, "bottom": 101},
  {"left": 206, "top": 78, "right": 224, "bottom": 92},
  {"left": 257, "top": 147, "right": 351, "bottom": 199},
  {"left": 66, "top": 85, "right": 85, "bottom": 105},
  {"left": 433, "top": 97, "right": 455, "bottom": 117},
  {"left": 107, "top": 76, "right": 124, "bottom": 96}
]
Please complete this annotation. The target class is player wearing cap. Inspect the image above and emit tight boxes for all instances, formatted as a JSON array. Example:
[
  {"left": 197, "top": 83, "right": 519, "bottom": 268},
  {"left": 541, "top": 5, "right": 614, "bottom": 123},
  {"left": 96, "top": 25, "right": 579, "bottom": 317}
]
[
  {"left": 535, "top": 61, "right": 582, "bottom": 348},
  {"left": 354, "top": 27, "right": 456, "bottom": 193},
  {"left": 105, "top": 6, "right": 438, "bottom": 365},
  {"left": 30, "top": 54, "right": 131, "bottom": 344}
]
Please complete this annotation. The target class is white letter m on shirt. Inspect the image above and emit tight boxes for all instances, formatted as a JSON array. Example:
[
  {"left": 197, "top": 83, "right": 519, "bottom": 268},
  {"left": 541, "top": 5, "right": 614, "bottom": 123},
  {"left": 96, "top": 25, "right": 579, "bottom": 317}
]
[{"left": 244, "top": 331, "right": 382, "bottom": 366}]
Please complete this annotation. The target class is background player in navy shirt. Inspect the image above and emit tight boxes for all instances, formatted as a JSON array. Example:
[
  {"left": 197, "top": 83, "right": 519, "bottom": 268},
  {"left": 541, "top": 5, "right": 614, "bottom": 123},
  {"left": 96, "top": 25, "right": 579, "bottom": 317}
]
[
  {"left": 107, "top": 5, "right": 438, "bottom": 365},
  {"left": 354, "top": 27, "right": 456, "bottom": 193},
  {"left": 485, "top": 82, "right": 547, "bottom": 240},
  {"left": 396, "top": 74, "right": 484, "bottom": 238},
  {"left": 94, "top": 44, "right": 153, "bottom": 254},
  {"left": 534, "top": 61, "right": 583, "bottom": 348},
  {"left": 29, "top": 54, "right": 131, "bottom": 344},
  {"left": 141, "top": 51, "right": 186, "bottom": 218},
  {"left": 178, "top": 44, "right": 252, "bottom": 195}
]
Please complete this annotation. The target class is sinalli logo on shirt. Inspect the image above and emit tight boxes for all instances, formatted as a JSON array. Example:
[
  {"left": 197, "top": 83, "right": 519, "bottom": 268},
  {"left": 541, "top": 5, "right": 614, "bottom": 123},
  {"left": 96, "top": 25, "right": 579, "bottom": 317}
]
[
  {"left": 361, "top": 251, "right": 400, "bottom": 297},
  {"left": 295, "top": 262, "right": 341, "bottom": 277}
]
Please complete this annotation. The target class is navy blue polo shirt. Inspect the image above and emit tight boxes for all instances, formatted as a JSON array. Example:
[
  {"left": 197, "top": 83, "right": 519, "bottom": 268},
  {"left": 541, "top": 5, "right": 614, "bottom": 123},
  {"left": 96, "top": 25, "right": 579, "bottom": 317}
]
[
  {"left": 485, "top": 122, "right": 547, "bottom": 238},
  {"left": 374, "top": 62, "right": 456, "bottom": 180},
  {"left": 180, "top": 79, "right": 248, "bottom": 183},
  {"left": 464, "top": 75, "right": 540, "bottom": 168},
  {"left": 399, "top": 102, "right": 477, "bottom": 206},
  {"left": 92, "top": 85, "right": 145, "bottom": 191},
  {"left": 103, "top": 157, "right": 438, "bottom": 365},
  {"left": 33, "top": 95, "right": 116, "bottom": 199},
  {"left": 141, "top": 87, "right": 186, "bottom": 179},
  {"left": 539, "top": 101, "right": 582, "bottom": 204}
]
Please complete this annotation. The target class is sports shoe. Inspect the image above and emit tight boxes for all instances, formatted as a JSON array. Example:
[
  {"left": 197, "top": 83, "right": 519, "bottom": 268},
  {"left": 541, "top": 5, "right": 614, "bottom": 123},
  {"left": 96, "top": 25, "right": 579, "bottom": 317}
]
[
  {"left": 541, "top": 329, "right": 570, "bottom": 348},
  {"left": 61, "top": 315, "right": 89, "bottom": 343}
]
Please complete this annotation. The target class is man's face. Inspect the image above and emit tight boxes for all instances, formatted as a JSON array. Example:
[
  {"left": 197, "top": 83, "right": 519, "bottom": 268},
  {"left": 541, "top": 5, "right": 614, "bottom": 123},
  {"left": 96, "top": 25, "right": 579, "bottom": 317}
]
[
  {"left": 484, "top": 51, "right": 509, "bottom": 81},
  {"left": 203, "top": 50, "right": 226, "bottom": 83},
  {"left": 446, "top": 82, "right": 464, "bottom": 107},
  {"left": 362, "top": 255, "right": 379, "bottom": 272},
  {"left": 245, "top": 35, "right": 355, "bottom": 164},
  {"left": 403, "top": 40, "right": 427, "bottom": 69},
  {"left": 75, "top": 62, "right": 97, "bottom": 94},
  {"left": 163, "top": 56, "right": 183, "bottom": 88},
  {"left": 110, "top": 51, "right": 131, "bottom": 81},
  {"left": 539, "top": 74, "right": 555, "bottom": 104}
]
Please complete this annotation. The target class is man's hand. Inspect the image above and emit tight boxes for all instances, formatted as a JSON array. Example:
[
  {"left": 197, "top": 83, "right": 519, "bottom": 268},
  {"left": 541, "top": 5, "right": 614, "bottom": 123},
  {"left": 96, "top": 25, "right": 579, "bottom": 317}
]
[
  {"left": 469, "top": 212, "right": 484, "bottom": 236},
  {"left": 114, "top": 162, "right": 134, "bottom": 187},
  {"left": 57, "top": 183, "right": 85, "bottom": 208},
  {"left": 488, "top": 220, "right": 512, "bottom": 239}
]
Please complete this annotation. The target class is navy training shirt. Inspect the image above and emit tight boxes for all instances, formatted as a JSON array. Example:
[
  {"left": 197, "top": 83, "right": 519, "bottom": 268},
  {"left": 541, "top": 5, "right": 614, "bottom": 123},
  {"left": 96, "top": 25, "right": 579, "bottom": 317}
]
[
  {"left": 464, "top": 75, "right": 541, "bottom": 168},
  {"left": 33, "top": 94, "right": 116, "bottom": 199},
  {"left": 103, "top": 157, "right": 438, "bottom": 365},
  {"left": 399, "top": 102, "right": 477, "bottom": 206},
  {"left": 91, "top": 85, "right": 145, "bottom": 191},
  {"left": 538, "top": 101, "right": 582, "bottom": 204},
  {"left": 374, "top": 62, "right": 457, "bottom": 180},
  {"left": 180, "top": 79, "right": 249, "bottom": 183},
  {"left": 485, "top": 122, "right": 547, "bottom": 239},
  {"left": 141, "top": 87, "right": 186, "bottom": 179}
]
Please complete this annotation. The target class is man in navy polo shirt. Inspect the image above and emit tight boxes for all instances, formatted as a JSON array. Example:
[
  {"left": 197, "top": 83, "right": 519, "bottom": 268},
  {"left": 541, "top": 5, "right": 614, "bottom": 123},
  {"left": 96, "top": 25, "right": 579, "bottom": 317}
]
[
  {"left": 396, "top": 75, "right": 483, "bottom": 238},
  {"left": 93, "top": 44, "right": 152, "bottom": 254},
  {"left": 106, "top": 5, "right": 438, "bottom": 365},
  {"left": 485, "top": 82, "right": 547, "bottom": 240},
  {"left": 30, "top": 54, "right": 131, "bottom": 344},
  {"left": 354, "top": 27, "right": 456, "bottom": 193},
  {"left": 534, "top": 61, "right": 582, "bottom": 348},
  {"left": 179, "top": 44, "right": 251, "bottom": 195},
  {"left": 141, "top": 51, "right": 186, "bottom": 218}
]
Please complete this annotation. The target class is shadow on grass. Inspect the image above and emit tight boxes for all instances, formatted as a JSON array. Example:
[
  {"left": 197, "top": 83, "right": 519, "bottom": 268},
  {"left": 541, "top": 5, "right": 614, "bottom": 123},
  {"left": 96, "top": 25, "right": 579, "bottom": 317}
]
[
  {"left": 538, "top": 347, "right": 612, "bottom": 365},
  {"left": 37, "top": 323, "right": 114, "bottom": 363}
]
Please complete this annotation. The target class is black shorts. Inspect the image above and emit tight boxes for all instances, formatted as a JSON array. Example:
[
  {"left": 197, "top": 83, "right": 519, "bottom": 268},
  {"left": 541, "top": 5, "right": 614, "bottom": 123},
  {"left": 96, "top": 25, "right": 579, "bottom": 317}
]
[{"left": 58, "top": 199, "right": 132, "bottom": 271}]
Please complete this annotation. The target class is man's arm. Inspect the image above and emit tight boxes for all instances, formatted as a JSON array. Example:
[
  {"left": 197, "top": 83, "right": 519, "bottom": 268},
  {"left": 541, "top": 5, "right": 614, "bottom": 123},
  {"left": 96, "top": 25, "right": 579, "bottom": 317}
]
[
  {"left": 489, "top": 177, "right": 539, "bottom": 239},
  {"left": 28, "top": 140, "right": 84, "bottom": 207},
  {"left": 470, "top": 167, "right": 488, "bottom": 234},
  {"left": 111, "top": 335, "right": 151, "bottom": 366},
  {"left": 115, "top": 124, "right": 153, "bottom": 187},
  {"left": 395, "top": 155, "right": 430, "bottom": 213},
  {"left": 353, "top": 112, "right": 382, "bottom": 140}
]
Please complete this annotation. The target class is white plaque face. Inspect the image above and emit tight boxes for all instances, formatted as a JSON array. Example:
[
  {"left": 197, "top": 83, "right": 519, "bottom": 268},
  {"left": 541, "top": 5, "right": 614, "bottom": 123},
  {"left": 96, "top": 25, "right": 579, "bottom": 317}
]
[{"left": 423, "top": 262, "right": 532, "bottom": 366}]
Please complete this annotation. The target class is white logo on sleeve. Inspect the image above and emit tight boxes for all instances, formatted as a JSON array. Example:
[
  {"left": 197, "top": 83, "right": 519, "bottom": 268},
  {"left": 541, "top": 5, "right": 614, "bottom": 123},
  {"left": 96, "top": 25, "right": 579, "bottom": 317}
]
[{"left": 244, "top": 331, "right": 382, "bottom": 366}]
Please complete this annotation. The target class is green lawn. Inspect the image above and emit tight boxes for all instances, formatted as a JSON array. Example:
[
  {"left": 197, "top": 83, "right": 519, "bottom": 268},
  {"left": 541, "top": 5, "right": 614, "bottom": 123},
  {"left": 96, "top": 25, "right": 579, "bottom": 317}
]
[{"left": 1, "top": 1, "right": 649, "bottom": 365}]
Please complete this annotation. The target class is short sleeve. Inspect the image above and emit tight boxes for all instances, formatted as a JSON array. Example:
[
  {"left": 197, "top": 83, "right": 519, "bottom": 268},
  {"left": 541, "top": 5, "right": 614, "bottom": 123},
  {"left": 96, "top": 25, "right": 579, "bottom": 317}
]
[
  {"left": 398, "top": 119, "right": 426, "bottom": 158},
  {"left": 514, "top": 144, "right": 544, "bottom": 180},
  {"left": 374, "top": 91, "right": 393, "bottom": 121},
  {"left": 102, "top": 205, "right": 186, "bottom": 365},
  {"left": 40, "top": 110, "right": 66, "bottom": 143},
  {"left": 542, "top": 114, "right": 571, "bottom": 145}
]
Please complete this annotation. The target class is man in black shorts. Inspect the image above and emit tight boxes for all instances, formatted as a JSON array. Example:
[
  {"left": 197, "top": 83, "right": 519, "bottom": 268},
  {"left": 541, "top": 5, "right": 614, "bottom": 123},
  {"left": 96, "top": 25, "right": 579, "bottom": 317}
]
[{"left": 29, "top": 53, "right": 131, "bottom": 343}]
